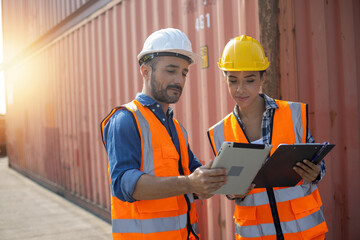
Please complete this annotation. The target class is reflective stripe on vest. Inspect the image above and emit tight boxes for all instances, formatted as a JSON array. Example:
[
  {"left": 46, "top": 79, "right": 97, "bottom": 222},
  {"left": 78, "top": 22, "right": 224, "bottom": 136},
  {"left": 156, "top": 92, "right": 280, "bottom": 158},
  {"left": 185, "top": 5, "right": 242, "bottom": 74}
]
[
  {"left": 192, "top": 223, "right": 200, "bottom": 235},
  {"left": 113, "top": 213, "right": 188, "bottom": 234},
  {"left": 210, "top": 115, "right": 226, "bottom": 153},
  {"left": 179, "top": 123, "right": 188, "bottom": 145},
  {"left": 207, "top": 100, "right": 327, "bottom": 238},
  {"left": 235, "top": 207, "right": 326, "bottom": 237},
  {"left": 288, "top": 102, "right": 304, "bottom": 144},
  {"left": 187, "top": 192, "right": 194, "bottom": 203},
  {"left": 235, "top": 182, "right": 319, "bottom": 206},
  {"left": 125, "top": 101, "right": 155, "bottom": 175}
]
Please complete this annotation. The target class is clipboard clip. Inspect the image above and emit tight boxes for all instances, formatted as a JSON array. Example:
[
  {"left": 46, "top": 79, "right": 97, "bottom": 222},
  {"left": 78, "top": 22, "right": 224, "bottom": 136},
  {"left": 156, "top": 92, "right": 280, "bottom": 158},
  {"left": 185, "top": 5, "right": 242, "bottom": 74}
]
[{"left": 311, "top": 142, "right": 329, "bottom": 163}]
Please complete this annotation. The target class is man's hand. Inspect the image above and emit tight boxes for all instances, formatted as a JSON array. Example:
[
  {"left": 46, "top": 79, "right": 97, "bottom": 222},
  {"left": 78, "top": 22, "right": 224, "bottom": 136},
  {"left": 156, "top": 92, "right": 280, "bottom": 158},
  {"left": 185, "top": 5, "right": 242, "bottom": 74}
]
[
  {"left": 132, "top": 160, "right": 227, "bottom": 201},
  {"left": 293, "top": 159, "right": 321, "bottom": 182},
  {"left": 187, "top": 160, "right": 227, "bottom": 196}
]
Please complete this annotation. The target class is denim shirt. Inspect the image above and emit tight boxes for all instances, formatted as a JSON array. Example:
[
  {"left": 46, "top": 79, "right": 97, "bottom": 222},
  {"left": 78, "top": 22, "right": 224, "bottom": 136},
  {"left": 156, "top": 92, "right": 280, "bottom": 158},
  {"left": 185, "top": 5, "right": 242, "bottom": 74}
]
[{"left": 103, "top": 93, "right": 202, "bottom": 202}]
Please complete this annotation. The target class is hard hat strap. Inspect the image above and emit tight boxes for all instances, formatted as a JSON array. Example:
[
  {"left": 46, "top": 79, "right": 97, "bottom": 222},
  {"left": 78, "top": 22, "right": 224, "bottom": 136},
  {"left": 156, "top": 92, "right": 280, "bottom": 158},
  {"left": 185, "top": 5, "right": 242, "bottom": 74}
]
[{"left": 139, "top": 52, "right": 192, "bottom": 66}]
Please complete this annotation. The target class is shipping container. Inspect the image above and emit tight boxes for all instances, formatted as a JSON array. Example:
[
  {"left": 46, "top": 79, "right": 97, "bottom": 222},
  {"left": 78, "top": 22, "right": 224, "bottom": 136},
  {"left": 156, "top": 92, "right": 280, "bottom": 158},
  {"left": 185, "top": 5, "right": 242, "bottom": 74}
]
[
  {"left": 1, "top": 0, "right": 112, "bottom": 69},
  {"left": 289, "top": 1, "right": 360, "bottom": 239},
  {"left": 2, "top": 0, "right": 359, "bottom": 239}
]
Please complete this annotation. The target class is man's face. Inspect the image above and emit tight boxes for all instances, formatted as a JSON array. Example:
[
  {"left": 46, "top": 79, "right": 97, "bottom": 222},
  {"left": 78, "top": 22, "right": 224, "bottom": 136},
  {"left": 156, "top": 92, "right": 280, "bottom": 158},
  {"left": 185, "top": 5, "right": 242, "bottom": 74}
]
[{"left": 149, "top": 56, "right": 190, "bottom": 104}]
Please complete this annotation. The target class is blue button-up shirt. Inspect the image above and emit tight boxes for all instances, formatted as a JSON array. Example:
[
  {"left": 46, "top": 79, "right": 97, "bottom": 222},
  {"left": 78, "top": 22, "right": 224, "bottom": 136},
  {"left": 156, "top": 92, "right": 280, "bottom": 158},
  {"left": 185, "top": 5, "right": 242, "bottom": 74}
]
[{"left": 103, "top": 93, "right": 202, "bottom": 203}]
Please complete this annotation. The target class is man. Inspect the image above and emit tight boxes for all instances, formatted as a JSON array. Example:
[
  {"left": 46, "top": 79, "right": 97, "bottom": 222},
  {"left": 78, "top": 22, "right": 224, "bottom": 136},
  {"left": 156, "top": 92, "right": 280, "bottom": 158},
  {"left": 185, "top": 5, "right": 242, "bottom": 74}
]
[{"left": 101, "top": 28, "right": 227, "bottom": 240}]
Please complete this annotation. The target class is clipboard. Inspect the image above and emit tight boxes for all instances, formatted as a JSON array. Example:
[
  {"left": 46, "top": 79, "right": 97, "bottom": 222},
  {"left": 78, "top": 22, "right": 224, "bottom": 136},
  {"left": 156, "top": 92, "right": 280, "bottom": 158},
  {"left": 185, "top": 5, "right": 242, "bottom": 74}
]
[
  {"left": 211, "top": 142, "right": 272, "bottom": 194},
  {"left": 253, "top": 143, "right": 335, "bottom": 188}
]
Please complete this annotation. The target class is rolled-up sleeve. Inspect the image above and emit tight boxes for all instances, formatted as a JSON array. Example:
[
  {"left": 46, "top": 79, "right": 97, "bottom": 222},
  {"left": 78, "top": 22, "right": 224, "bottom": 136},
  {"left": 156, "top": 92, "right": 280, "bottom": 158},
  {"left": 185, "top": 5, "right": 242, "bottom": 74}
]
[
  {"left": 103, "top": 109, "right": 145, "bottom": 202},
  {"left": 188, "top": 146, "right": 202, "bottom": 172}
]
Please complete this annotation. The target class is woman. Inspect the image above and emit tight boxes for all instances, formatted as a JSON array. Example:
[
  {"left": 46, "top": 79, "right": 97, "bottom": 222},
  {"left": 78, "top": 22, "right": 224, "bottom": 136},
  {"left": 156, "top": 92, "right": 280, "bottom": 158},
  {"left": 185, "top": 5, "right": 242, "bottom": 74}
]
[{"left": 207, "top": 35, "right": 328, "bottom": 239}]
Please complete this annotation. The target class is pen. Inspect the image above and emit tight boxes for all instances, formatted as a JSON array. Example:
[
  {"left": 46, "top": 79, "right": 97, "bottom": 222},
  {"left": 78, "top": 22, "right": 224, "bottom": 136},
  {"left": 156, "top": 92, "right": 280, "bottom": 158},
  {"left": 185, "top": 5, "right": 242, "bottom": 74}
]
[{"left": 311, "top": 142, "right": 329, "bottom": 163}]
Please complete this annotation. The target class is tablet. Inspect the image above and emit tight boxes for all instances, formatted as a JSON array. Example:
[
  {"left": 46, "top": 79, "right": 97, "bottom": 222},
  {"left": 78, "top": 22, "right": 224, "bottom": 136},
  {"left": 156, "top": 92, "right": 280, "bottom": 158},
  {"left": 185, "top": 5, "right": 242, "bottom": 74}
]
[
  {"left": 211, "top": 142, "right": 272, "bottom": 195},
  {"left": 253, "top": 143, "right": 335, "bottom": 188}
]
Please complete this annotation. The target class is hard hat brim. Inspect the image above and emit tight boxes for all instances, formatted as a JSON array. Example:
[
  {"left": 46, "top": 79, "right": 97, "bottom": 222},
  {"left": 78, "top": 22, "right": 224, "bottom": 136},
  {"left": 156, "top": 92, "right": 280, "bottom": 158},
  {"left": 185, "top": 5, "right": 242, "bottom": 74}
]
[
  {"left": 218, "top": 61, "right": 270, "bottom": 71},
  {"left": 137, "top": 49, "right": 202, "bottom": 65}
]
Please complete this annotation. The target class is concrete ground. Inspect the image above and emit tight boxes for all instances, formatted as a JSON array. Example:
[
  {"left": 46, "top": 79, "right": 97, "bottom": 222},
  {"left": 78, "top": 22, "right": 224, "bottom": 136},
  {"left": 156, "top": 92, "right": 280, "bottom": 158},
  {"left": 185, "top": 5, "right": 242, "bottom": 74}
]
[{"left": 0, "top": 156, "right": 112, "bottom": 240}]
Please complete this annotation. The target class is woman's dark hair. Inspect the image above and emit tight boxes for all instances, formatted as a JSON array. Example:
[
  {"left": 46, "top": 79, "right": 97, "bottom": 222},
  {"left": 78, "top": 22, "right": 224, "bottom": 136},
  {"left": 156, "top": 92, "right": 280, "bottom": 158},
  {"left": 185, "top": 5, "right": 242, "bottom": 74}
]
[{"left": 260, "top": 70, "right": 266, "bottom": 78}]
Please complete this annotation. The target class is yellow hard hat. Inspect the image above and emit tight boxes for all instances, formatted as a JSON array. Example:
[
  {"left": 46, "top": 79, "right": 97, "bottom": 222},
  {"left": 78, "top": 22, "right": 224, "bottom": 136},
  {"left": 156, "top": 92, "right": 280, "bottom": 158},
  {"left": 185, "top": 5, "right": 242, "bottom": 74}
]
[{"left": 218, "top": 35, "right": 269, "bottom": 71}]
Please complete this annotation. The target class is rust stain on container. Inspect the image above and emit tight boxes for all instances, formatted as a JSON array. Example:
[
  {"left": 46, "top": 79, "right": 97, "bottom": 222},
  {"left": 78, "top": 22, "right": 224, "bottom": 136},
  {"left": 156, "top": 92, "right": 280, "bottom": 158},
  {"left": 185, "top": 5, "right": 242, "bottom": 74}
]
[{"left": 329, "top": 110, "right": 337, "bottom": 128}]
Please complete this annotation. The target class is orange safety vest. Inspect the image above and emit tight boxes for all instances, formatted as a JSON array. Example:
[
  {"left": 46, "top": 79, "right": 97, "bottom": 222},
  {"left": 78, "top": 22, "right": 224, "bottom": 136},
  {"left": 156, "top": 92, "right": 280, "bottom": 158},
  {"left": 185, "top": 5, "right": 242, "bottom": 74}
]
[
  {"left": 208, "top": 100, "right": 328, "bottom": 240},
  {"left": 101, "top": 100, "right": 200, "bottom": 240}
]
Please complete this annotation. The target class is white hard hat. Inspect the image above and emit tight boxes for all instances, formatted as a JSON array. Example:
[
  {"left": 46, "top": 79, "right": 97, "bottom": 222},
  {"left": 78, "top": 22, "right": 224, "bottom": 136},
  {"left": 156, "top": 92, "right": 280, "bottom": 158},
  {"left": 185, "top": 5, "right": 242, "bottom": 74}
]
[{"left": 137, "top": 28, "right": 201, "bottom": 65}]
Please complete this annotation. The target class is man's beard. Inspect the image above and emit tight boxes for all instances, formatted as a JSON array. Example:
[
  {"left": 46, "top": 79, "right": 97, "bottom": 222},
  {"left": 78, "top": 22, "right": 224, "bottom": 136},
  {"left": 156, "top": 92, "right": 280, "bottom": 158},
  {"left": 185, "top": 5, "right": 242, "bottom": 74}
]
[{"left": 150, "top": 74, "right": 183, "bottom": 104}]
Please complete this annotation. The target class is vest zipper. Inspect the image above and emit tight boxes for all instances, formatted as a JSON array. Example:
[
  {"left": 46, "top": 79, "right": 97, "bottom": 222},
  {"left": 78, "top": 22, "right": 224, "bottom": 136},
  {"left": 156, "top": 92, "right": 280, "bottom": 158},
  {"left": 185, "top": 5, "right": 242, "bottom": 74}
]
[
  {"left": 167, "top": 118, "right": 199, "bottom": 240},
  {"left": 266, "top": 110, "right": 284, "bottom": 239},
  {"left": 179, "top": 158, "right": 199, "bottom": 239},
  {"left": 178, "top": 151, "right": 199, "bottom": 239}
]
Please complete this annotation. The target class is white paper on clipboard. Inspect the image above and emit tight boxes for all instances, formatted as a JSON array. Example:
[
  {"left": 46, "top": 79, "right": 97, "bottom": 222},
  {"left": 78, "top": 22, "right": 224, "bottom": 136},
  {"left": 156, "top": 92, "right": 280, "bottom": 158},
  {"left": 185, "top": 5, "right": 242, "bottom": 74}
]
[{"left": 211, "top": 142, "right": 272, "bottom": 195}]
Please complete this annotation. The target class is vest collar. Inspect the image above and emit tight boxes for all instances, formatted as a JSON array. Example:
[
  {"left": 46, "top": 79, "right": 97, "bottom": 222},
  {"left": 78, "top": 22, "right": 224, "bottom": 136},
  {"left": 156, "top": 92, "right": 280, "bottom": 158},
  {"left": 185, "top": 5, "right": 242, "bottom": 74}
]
[{"left": 135, "top": 93, "right": 174, "bottom": 118}]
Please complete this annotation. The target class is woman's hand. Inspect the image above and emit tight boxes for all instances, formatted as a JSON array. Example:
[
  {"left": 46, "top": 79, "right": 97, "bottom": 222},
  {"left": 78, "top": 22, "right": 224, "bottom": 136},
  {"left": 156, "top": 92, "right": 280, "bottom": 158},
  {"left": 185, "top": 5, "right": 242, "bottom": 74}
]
[{"left": 293, "top": 159, "right": 321, "bottom": 182}]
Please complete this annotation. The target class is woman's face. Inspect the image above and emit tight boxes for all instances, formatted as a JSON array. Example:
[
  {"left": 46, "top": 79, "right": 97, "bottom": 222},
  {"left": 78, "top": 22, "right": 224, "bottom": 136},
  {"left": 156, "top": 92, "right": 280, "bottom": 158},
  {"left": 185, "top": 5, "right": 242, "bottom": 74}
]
[{"left": 225, "top": 71, "right": 264, "bottom": 109}]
